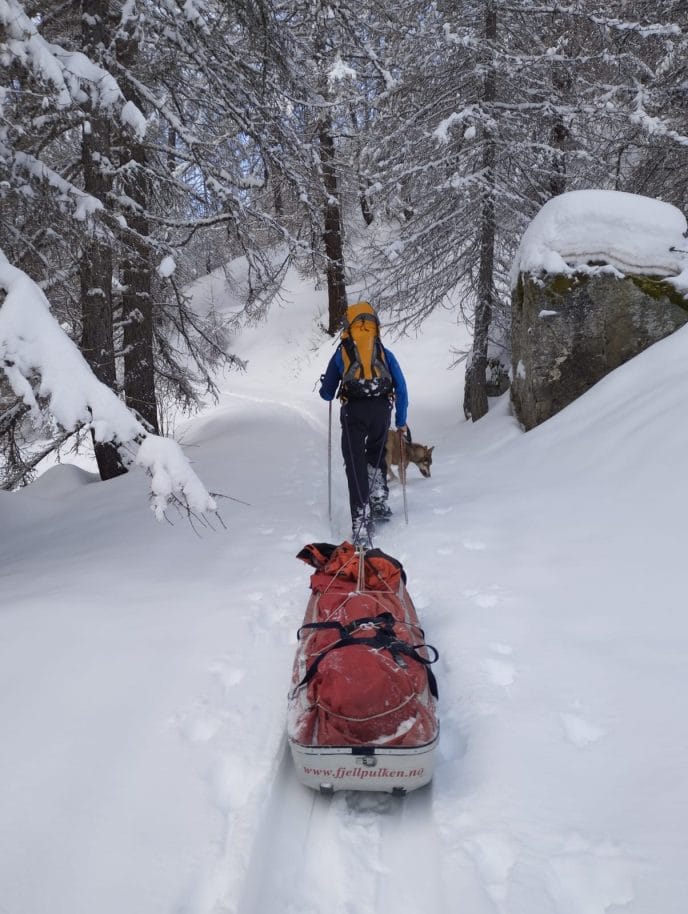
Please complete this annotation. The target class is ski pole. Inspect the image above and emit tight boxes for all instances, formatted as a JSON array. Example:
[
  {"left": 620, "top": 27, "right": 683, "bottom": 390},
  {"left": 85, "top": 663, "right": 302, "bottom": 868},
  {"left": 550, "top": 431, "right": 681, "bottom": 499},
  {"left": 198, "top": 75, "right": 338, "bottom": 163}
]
[
  {"left": 327, "top": 401, "right": 332, "bottom": 523},
  {"left": 399, "top": 428, "right": 409, "bottom": 524}
]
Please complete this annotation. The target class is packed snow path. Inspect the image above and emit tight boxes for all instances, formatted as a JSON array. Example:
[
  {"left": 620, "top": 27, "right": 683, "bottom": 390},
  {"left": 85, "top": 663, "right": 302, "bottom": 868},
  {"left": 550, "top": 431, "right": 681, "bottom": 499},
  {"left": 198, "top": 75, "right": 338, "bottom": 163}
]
[
  {"left": 237, "top": 742, "right": 446, "bottom": 914},
  {"left": 3, "top": 287, "right": 688, "bottom": 913}
]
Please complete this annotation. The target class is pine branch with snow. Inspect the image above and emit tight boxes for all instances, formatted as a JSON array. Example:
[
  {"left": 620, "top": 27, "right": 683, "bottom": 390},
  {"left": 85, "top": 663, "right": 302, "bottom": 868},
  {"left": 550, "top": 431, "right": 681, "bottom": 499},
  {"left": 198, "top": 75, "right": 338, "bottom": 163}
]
[{"left": 0, "top": 251, "right": 216, "bottom": 520}]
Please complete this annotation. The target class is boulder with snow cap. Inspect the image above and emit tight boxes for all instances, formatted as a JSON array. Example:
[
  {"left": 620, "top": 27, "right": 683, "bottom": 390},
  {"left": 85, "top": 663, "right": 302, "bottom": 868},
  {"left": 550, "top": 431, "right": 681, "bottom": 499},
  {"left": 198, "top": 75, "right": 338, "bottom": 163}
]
[{"left": 510, "top": 190, "right": 688, "bottom": 430}]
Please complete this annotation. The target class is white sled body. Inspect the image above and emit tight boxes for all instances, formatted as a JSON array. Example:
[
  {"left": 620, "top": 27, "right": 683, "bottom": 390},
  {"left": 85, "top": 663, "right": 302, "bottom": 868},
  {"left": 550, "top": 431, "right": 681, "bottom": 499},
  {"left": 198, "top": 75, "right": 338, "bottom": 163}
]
[{"left": 289, "top": 733, "right": 439, "bottom": 794}]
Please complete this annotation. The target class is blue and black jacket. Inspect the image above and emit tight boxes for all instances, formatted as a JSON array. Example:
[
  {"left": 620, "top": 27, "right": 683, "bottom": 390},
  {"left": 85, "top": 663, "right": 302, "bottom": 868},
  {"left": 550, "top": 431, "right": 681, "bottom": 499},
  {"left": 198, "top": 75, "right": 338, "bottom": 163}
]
[{"left": 319, "top": 346, "right": 408, "bottom": 428}]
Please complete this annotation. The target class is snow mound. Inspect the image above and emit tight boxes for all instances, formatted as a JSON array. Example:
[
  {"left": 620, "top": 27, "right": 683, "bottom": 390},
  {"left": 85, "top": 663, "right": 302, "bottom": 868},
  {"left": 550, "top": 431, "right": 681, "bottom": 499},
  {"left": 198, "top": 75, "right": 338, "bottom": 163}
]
[
  {"left": 511, "top": 189, "right": 688, "bottom": 287},
  {"left": 20, "top": 463, "right": 100, "bottom": 498}
]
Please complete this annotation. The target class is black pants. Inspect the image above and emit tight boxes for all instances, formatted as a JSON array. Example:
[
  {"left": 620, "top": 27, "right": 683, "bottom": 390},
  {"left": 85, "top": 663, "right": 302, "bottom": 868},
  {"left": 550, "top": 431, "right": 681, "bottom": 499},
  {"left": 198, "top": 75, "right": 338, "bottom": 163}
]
[{"left": 340, "top": 397, "right": 392, "bottom": 521}]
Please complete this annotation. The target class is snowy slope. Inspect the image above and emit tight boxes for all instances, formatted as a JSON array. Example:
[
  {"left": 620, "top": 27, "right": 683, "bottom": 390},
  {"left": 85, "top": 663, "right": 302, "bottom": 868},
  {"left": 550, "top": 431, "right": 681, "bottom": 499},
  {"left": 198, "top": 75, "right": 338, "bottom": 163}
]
[{"left": 2, "top": 265, "right": 687, "bottom": 914}]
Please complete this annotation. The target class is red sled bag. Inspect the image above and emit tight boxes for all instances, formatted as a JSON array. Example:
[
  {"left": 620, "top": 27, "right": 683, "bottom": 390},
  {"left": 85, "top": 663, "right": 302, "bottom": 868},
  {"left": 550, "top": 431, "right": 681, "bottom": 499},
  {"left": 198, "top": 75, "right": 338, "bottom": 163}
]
[{"left": 287, "top": 542, "right": 440, "bottom": 794}]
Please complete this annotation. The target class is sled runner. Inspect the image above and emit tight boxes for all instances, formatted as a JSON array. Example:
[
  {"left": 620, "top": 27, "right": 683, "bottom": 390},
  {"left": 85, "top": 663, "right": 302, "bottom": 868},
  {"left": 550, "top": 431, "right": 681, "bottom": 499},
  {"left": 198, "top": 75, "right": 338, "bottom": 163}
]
[{"left": 288, "top": 541, "right": 440, "bottom": 794}]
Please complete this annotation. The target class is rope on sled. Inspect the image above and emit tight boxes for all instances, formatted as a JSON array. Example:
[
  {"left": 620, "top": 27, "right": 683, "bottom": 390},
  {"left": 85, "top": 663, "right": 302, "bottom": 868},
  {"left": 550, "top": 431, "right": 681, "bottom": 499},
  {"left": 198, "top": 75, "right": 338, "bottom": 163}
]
[
  {"left": 314, "top": 691, "right": 416, "bottom": 723},
  {"left": 318, "top": 551, "right": 401, "bottom": 597}
]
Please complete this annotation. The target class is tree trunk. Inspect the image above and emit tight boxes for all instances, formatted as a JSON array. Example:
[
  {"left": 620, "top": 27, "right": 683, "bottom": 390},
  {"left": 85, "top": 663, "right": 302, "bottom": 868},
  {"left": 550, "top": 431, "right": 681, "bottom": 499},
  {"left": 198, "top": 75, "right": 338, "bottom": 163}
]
[
  {"left": 359, "top": 182, "right": 374, "bottom": 227},
  {"left": 319, "top": 119, "right": 348, "bottom": 334},
  {"left": 349, "top": 105, "right": 374, "bottom": 227},
  {"left": 80, "top": 0, "right": 127, "bottom": 479},
  {"left": 117, "top": 22, "right": 159, "bottom": 434},
  {"left": 272, "top": 170, "right": 284, "bottom": 217},
  {"left": 464, "top": 2, "right": 497, "bottom": 422},
  {"left": 549, "top": 60, "right": 571, "bottom": 198},
  {"left": 121, "top": 185, "right": 158, "bottom": 434}
]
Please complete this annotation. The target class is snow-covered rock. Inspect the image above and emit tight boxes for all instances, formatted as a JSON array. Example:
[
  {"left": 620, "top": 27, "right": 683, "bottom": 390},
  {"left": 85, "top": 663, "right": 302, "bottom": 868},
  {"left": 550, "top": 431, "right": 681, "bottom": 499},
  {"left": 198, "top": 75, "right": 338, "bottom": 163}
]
[{"left": 510, "top": 190, "right": 688, "bottom": 430}]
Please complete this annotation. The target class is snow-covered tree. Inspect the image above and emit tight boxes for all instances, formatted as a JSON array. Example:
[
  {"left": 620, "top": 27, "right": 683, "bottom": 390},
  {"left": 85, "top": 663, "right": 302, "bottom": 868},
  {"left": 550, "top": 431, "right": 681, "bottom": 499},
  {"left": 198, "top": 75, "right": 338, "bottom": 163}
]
[
  {"left": 354, "top": 0, "right": 688, "bottom": 421},
  {"left": 0, "top": 254, "right": 216, "bottom": 520},
  {"left": 0, "top": 0, "right": 317, "bottom": 482}
]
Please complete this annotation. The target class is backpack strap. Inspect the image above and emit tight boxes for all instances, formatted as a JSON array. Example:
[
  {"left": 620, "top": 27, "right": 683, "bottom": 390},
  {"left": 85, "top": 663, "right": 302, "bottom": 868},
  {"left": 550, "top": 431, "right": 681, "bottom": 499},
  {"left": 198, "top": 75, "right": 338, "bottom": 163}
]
[
  {"left": 372, "top": 339, "right": 392, "bottom": 386},
  {"left": 340, "top": 336, "right": 360, "bottom": 385}
]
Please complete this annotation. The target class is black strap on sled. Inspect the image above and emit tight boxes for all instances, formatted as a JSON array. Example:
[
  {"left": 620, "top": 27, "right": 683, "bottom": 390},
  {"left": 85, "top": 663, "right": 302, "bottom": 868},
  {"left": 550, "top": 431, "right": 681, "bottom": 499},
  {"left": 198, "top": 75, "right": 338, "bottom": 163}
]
[
  {"left": 292, "top": 615, "right": 439, "bottom": 700},
  {"left": 298, "top": 610, "right": 408, "bottom": 639},
  {"left": 298, "top": 611, "right": 424, "bottom": 642}
]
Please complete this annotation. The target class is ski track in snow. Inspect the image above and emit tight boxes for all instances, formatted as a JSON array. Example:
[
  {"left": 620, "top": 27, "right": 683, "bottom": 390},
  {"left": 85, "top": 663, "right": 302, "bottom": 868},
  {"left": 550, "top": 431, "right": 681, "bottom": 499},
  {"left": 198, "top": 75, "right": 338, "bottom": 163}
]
[
  {"left": 224, "top": 390, "right": 329, "bottom": 436},
  {"left": 237, "top": 742, "right": 446, "bottom": 914},
  {"left": 194, "top": 393, "right": 451, "bottom": 914}
]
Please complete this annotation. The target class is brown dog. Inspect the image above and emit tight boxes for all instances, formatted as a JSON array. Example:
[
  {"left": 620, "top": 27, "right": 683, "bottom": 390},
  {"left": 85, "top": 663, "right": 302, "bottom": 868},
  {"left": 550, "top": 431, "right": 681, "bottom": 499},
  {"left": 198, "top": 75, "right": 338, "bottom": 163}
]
[{"left": 385, "top": 430, "right": 434, "bottom": 481}]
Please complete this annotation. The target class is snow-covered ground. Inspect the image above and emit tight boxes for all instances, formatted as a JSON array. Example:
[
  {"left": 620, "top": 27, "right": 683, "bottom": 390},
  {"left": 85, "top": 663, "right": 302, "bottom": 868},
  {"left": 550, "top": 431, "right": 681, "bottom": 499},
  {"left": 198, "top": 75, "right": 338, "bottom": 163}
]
[{"left": 2, "top": 261, "right": 687, "bottom": 914}]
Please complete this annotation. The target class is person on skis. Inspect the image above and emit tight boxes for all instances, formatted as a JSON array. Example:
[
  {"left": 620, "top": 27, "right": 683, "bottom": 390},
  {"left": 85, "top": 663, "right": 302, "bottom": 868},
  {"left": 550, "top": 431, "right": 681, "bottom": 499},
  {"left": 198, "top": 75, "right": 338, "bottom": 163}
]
[{"left": 319, "top": 301, "right": 408, "bottom": 548}]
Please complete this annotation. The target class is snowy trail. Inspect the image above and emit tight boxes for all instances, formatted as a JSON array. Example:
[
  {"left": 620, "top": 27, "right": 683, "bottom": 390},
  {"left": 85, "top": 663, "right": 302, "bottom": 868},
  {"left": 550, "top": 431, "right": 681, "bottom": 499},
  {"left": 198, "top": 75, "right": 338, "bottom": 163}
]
[
  {"left": 8, "top": 281, "right": 688, "bottom": 914},
  {"left": 213, "top": 391, "right": 452, "bottom": 914},
  {"left": 238, "top": 740, "right": 447, "bottom": 914}
]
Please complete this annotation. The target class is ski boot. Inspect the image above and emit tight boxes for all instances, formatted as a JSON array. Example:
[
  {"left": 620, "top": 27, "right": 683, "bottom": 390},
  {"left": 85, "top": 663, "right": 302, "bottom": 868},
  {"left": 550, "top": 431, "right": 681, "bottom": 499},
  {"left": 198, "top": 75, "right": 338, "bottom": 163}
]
[
  {"left": 368, "top": 465, "right": 392, "bottom": 523},
  {"left": 352, "top": 505, "right": 374, "bottom": 549},
  {"left": 370, "top": 496, "right": 392, "bottom": 523}
]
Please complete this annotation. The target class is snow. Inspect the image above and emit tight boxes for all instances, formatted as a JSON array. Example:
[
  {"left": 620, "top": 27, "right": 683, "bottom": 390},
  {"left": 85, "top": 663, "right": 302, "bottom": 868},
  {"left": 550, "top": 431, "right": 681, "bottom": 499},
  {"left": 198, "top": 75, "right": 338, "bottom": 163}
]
[
  {"left": 3, "top": 257, "right": 688, "bottom": 914},
  {"left": 157, "top": 255, "right": 177, "bottom": 278},
  {"left": 434, "top": 106, "right": 478, "bottom": 144},
  {"left": 328, "top": 53, "right": 357, "bottom": 84},
  {"left": 511, "top": 188, "right": 688, "bottom": 287},
  {"left": 120, "top": 99, "right": 147, "bottom": 140}
]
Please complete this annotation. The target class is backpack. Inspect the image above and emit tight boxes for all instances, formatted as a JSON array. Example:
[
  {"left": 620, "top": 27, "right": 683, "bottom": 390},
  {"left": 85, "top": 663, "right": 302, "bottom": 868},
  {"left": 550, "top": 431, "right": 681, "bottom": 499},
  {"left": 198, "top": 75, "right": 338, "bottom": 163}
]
[{"left": 338, "top": 302, "right": 393, "bottom": 400}]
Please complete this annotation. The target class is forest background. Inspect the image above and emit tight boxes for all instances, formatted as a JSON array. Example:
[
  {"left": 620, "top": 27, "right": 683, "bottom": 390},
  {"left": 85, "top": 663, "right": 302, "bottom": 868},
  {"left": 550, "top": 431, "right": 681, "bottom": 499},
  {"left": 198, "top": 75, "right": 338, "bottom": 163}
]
[{"left": 1, "top": 0, "right": 687, "bottom": 487}]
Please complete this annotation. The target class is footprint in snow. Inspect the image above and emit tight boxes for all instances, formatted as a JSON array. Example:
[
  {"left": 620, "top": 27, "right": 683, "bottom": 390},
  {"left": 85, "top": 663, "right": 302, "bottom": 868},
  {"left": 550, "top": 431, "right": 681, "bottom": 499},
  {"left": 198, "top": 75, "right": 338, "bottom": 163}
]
[
  {"left": 462, "top": 831, "right": 516, "bottom": 905},
  {"left": 182, "top": 716, "right": 222, "bottom": 743},
  {"left": 210, "top": 754, "right": 253, "bottom": 812},
  {"left": 436, "top": 715, "right": 468, "bottom": 763},
  {"left": 463, "top": 588, "right": 500, "bottom": 609},
  {"left": 489, "top": 642, "right": 513, "bottom": 656},
  {"left": 480, "top": 642, "right": 517, "bottom": 687},
  {"left": 210, "top": 659, "right": 246, "bottom": 691},
  {"left": 560, "top": 712, "right": 607, "bottom": 748},
  {"left": 482, "top": 657, "right": 516, "bottom": 688},
  {"left": 548, "top": 834, "right": 634, "bottom": 913}
]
